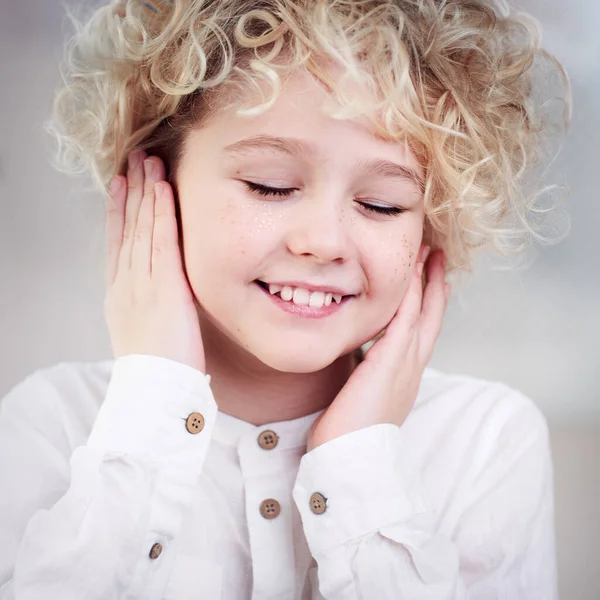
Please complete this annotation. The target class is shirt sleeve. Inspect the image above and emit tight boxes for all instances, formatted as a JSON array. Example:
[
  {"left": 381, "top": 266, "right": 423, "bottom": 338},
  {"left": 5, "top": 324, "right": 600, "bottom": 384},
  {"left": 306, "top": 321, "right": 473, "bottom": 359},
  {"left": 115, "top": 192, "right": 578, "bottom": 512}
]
[
  {"left": 0, "top": 354, "right": 217, "bottom": 600},
  {"left": 292, "top": 394, "right": 557, "bottom": 600}
]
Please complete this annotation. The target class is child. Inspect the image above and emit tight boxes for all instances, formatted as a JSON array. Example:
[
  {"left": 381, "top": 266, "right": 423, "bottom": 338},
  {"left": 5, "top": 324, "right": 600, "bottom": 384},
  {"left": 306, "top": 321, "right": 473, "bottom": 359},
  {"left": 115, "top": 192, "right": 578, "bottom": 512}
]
[{"left": 0, "top": 0, "right": 570, "bottom": 598}]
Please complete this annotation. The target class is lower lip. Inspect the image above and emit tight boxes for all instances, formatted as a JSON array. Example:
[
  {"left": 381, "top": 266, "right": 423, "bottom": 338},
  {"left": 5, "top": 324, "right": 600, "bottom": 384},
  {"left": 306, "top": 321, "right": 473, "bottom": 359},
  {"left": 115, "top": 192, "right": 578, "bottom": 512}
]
[{"left": 254, "top": 282, "right": 353, "bottom": 319}]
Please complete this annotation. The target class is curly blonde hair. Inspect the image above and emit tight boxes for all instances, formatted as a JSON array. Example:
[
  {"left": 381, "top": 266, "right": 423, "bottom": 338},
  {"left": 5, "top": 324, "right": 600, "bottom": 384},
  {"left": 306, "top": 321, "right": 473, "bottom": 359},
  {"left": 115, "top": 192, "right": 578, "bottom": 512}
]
[{"left": 45, "top": 0, "right": 571, "bottom": 272}]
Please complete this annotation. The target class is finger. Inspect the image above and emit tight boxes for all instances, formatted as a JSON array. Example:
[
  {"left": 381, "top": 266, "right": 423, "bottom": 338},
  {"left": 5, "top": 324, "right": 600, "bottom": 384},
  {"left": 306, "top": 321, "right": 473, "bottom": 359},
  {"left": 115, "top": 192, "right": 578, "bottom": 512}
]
[
  {"left": 130, "top": 159, "right": 162, "bottom": 277},
  {"left": 418, "top": 249, "right": 448, "bottom": 358},
  {"left": 120, "top": 149, "right": 147, "bottom": 270},
  {"left": 373, "top": 245, "right": 429, "bottom": 364},
  {"left": 395, "top": 244, "right": 429, "bottom": 330},
  {"left": 143, "top": 156, "right": 166, "bottom": 197},
  {"left": 151, "top": 181, "right": 182, "bottom": 277},
  {"left": 105, "top": 175, "right": 126, "bottom": 287}
]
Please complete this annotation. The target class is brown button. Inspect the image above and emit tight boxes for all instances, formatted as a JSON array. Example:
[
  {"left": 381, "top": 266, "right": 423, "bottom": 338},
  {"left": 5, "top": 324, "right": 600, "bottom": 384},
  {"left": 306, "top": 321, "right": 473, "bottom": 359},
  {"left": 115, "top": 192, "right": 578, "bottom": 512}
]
[
  {"left": 185, "top": 412, "right": 205, "bottom": 434},
  {"left": 309, "top": 492, "right": 327, "bottom": 515},
  {"left": 149, "top": 542, "right": 163, "bottom": 559},
  {"left": 257, "top": 429, "right": 279, "bottom": 450},
  {"left": 259, "top": 498, "right": 281, "bottom": 519}
]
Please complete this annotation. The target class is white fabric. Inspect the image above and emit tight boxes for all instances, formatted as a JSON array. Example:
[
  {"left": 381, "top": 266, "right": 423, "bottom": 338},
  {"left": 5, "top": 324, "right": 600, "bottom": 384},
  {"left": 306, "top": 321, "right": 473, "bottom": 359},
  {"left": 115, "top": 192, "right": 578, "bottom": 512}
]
[{"left": 0, "top": 354, "right": 557, "bottom": 599}]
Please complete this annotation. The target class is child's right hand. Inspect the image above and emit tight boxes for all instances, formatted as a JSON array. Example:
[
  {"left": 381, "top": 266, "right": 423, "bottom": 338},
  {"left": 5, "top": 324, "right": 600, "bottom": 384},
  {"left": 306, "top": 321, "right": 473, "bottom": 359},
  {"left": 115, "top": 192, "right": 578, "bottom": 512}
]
[{"left": 104, "top": 150, "right": 206, "bottom": 374}]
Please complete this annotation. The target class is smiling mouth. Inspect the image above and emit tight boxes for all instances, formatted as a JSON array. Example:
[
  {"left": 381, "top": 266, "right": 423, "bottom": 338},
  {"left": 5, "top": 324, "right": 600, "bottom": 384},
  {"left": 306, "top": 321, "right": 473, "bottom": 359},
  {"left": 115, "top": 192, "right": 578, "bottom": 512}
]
[
  {"left": 253, "top": 280, "right": 354, "bottom": 311},
  {"left": 254, "top": 280, "right": 352, "bottom": 300}
]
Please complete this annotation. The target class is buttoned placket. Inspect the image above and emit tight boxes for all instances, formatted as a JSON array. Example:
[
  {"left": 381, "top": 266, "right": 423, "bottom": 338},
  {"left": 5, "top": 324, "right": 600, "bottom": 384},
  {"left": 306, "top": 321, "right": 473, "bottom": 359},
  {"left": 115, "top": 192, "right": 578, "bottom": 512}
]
[{"left": 237, "top": 424, "right": 306, "bottom": 599}]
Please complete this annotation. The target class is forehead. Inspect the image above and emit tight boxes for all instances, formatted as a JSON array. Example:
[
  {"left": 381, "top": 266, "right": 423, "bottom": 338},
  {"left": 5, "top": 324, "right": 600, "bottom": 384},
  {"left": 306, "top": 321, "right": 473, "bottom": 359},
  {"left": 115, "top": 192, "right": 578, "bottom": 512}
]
[
  {"left": 208, "top": 61, "right": 398, "bottom": 134},
  {"left": 209, "top": 67, "right": 420, "bottom": 152}
]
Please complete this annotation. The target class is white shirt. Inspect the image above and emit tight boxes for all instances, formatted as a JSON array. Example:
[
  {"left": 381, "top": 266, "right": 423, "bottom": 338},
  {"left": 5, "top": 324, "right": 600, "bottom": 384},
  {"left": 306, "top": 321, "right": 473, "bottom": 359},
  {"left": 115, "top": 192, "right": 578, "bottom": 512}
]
[{"left": 0, "top": 353, "right": 557, "bottom": 600}]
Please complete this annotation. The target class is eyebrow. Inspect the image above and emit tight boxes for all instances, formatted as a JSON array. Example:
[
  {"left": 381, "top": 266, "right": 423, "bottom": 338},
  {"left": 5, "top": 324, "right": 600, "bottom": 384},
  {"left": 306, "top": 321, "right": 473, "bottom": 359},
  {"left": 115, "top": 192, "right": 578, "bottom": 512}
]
[{"left": 222, "top": 135, "right": 425, "bottom": 192}]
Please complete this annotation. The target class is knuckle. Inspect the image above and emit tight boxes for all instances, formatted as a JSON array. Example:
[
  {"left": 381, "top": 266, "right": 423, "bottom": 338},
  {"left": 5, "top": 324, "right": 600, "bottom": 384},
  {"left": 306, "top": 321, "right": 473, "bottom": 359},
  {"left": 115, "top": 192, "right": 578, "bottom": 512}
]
[
  {"left": 122, "top": 224, "right": 134, "bottom": 240},
  {"left": 408, "top": 306, "right": 421, "bottom": 323},
  {"left": 105, "top": 201, "right": 121, "bottom": 215},
  {"left": 133, "top": 227, "right": 150, "bottom": 242}
]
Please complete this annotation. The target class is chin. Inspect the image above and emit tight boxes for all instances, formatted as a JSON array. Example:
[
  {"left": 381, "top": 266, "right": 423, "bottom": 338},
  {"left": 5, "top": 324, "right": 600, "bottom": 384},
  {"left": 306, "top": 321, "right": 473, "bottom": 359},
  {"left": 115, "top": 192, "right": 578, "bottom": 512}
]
[{"left": 252, "top": 342, "right": 345, "bottom": 374}]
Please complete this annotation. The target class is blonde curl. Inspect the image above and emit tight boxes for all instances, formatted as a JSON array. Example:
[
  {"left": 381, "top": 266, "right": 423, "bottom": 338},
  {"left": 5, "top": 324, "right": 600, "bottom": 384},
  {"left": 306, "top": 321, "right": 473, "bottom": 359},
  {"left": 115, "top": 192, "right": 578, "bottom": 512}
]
[{"left": 45, "top": 0, "right": 572, "bottom": 272}]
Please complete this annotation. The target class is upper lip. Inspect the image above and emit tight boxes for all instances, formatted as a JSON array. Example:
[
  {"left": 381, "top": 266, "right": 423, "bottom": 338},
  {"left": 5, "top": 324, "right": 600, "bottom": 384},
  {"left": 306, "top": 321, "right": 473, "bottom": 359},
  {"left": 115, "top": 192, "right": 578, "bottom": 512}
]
[{"left": 258, "top": 280, "right": 356, "bottom": 296}]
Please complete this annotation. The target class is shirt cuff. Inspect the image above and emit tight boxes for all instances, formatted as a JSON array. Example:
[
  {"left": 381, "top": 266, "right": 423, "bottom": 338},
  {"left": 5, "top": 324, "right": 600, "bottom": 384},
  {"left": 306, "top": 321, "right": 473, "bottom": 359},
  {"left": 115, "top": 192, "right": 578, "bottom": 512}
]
[
  {"left": 292, "top": 423, "right": 431, "bottom": 557},
  {"left": 86, "top": 354, "right": 217, "bottom": 482}
]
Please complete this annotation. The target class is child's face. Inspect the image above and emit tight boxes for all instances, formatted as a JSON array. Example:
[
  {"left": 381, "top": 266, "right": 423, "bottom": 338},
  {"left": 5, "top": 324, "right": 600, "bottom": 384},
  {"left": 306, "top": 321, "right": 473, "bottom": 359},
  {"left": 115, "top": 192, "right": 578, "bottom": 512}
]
[{"left": 176, "top": 68, "right": 425, "bottom": 373}]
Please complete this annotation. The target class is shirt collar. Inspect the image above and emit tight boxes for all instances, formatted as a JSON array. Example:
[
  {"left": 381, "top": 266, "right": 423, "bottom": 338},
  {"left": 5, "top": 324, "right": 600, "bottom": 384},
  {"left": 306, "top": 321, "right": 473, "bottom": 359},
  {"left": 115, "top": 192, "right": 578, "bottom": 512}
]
[
  {"left": 212, "top": 406, "right": 328, "bottom": 450},
  {"left": 209, "top": 360, "right": 437, "bottom": 449},
  {"left": 211, "top": 347, "right": 365, "bottom": 449}
]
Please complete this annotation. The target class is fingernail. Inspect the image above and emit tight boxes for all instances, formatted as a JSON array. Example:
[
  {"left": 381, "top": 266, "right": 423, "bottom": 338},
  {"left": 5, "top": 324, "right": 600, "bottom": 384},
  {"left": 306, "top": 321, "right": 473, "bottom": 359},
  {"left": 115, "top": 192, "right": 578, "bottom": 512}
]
[
  {"left": 130, "top": 150, "right": 143, "bottom": 168},
  {"left": 144, "top": 158, "right": 154, "bottom": 177},
  {"left": 417, "top": 261, "right": 424, "bottom": 277},
  {"left": 423, "top": 245, "right": 431, "bottom": 262}
]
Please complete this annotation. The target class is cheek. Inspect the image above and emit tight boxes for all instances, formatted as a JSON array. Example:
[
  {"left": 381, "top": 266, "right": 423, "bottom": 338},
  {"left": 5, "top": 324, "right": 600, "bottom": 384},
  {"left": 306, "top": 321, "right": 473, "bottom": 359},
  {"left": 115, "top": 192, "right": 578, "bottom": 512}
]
[
  {"left": 399, "top": 232, "right": 419, "bottom": 282},
  {"left": 180, "top": 196, "right": 281, "bottom": 281},
  {"left": 218, "top": 198, "right": 287, "bottom": 253},
  {"left": 348, "top": 206, "right": 422, "bottom": 284},
  {"left": 364, "top": 231, "right": 420, "bottom": 295}
]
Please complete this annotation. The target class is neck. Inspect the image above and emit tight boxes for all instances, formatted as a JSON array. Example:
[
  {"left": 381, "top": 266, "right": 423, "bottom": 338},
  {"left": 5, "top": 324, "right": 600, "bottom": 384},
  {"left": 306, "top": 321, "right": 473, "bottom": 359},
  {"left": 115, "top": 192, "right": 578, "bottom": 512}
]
[{"left": 198, "top": 312, "right": 361, "bottom": 427}]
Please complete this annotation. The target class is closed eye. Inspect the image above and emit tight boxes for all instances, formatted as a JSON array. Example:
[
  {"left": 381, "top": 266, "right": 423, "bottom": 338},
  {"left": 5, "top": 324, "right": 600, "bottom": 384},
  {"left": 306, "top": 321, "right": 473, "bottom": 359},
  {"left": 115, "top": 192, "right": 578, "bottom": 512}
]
[
  {"left": 359, "top": 203, "right": 405, "bottom": 216},
  {"left": 242, "top": 181, "right": 405, "bottom": 216},
  {"left": 243, "top": 181, "right": 297, "bottom": 197}
]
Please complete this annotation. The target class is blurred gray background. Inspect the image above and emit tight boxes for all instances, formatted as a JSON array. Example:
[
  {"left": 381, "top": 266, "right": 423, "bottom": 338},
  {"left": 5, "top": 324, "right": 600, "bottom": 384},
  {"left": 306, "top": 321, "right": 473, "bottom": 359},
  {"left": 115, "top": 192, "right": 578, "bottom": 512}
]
[{"left": 0, "top": 0, "right": 598, "bottom": 597}]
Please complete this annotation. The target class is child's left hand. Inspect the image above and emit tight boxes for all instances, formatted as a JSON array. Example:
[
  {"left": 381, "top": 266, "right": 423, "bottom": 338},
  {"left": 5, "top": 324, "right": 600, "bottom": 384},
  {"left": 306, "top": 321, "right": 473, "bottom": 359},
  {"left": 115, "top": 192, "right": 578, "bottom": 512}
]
[{"left": 306, "top": 245, "right": 450, "bottom": 453}]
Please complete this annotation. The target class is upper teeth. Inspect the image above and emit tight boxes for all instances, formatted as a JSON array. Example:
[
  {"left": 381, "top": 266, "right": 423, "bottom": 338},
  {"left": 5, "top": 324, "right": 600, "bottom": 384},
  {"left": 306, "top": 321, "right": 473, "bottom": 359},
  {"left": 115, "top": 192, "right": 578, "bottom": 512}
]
[{"left": 267, "top": 283, "right": 343, "bottom": 308}]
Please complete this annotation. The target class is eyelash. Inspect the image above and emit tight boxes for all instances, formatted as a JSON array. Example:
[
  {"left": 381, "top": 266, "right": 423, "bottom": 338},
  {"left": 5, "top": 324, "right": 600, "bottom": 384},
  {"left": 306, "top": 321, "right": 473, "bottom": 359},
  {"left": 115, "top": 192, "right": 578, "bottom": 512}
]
[{"left": 243, "top": 181, "right": 405, "bottom": 216}]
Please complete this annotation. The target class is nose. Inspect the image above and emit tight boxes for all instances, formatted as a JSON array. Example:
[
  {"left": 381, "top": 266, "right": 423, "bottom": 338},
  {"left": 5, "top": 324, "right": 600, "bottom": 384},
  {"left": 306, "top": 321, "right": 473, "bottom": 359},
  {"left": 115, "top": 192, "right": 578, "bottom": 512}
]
[{"left": 285, "top": 195, "right": 350, "bottom": 264}]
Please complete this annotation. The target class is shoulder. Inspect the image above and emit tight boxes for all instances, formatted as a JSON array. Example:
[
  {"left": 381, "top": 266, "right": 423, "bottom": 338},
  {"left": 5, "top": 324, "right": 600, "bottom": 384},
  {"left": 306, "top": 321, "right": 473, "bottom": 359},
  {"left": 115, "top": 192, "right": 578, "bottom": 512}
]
[
  {"left": 408, "top": 368, "right": 553, "bottom": 516},
  {"left": 409, "top": 366, "right": 550, "bottom": 465},
  {"left": 0, "top": 358, "right": 116, "bottom": 454},
  {"left": 417, "top": 365, "right": 548, "bottom": 433}
]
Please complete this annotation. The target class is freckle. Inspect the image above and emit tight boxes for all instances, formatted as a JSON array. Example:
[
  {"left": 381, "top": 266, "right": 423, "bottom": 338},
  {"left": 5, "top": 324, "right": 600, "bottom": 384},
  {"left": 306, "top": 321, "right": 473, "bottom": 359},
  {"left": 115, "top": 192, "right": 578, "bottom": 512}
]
[{"left": 253, "top": 211, "right": 278, "bottom": 230}]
